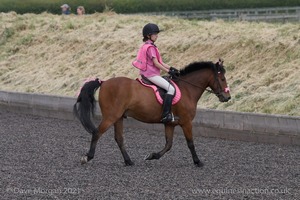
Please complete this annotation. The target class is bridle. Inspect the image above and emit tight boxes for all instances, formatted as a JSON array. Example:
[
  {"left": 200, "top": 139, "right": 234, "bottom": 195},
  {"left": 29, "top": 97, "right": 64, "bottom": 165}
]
[
  {"left": 172, "top": 76, "right": 214, "bottom": 93},
  {"left": 171, "top": 63, "right": 228, "bottom": 98}
]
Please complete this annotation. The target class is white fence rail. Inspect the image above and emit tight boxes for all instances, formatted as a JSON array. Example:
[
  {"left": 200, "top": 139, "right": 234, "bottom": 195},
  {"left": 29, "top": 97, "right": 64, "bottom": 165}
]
[{"left": 143, "top": 6, "right": 300, "bottom": 22}]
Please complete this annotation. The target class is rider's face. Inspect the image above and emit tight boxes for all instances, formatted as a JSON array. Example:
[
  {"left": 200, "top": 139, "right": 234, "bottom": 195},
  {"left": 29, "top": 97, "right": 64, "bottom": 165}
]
[{"left": 150, "top": 33, "right": 158, "bottom": 42}]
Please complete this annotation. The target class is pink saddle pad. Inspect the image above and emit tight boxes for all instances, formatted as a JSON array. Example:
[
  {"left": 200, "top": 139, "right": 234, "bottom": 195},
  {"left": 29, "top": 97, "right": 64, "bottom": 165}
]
[{"left": 136, "top": 78, "right": 181, "bottom": 105}]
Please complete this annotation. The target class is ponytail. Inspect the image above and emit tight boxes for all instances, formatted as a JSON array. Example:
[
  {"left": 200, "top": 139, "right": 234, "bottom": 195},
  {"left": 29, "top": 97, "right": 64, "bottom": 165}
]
[{"left": 143, "top": 36, "right": 148, "bottom": 42}]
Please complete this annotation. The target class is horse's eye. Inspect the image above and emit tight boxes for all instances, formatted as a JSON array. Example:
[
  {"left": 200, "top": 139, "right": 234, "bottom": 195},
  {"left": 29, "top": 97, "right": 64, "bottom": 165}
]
[{"left": 218, "top": 73, "right": 225, "bottom": 81}]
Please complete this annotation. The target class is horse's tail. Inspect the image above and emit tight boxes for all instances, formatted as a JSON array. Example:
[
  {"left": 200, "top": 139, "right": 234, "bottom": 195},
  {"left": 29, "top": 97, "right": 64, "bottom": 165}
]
[{"left": 73, "top": 78, "right": 102, "bottom": 135}]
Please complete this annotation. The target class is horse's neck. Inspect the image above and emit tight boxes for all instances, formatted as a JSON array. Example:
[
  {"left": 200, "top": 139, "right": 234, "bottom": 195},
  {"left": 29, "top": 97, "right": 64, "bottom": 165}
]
[{"left": 179, "top": 70, "right": 212, "bottom": 103}]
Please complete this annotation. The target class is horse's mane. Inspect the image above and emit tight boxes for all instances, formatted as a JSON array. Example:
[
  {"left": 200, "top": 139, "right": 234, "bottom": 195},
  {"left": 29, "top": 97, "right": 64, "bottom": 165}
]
[{"left": 179, "top": 61, "right": 225, "bottom": 76}]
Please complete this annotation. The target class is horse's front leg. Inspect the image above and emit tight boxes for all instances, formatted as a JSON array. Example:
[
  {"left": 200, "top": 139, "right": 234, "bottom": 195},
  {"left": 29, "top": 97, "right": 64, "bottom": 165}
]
[
  {"left": 145, "top": 125, "right": 174, "bottom": 160},
  {"left": 114, "top": 118, "right": 134, "bottom": 166},
  {"left": 181, "top": 122, "right": 203, "bottom": 167}
]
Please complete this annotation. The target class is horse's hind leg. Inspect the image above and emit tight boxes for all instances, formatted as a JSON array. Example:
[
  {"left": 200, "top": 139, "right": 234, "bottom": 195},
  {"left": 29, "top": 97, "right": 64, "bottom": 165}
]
[
  {"left": 181, "top": 122, "right": 203, "bottom": 167},
  {"left": 114, "top": 118, "right": 134, "bottom": 166},
  {"left": 145, "top": 125, "right": 174, "bottom": 160},
  {"left": 81, "top": 119, "right": 112, "bottom": 164}
]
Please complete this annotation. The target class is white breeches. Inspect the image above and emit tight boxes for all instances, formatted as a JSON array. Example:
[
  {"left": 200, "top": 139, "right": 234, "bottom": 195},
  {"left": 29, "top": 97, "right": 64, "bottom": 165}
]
[{"left": 147, "top": 76, "right": 175, "bottom": 95}]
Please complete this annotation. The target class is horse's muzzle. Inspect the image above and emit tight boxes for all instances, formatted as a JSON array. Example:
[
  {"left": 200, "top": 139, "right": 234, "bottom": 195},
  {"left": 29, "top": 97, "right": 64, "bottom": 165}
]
[
  {"left": 223, "top": 96, "right": 231, "bottom": 102},
  {"left": 218, "top": 93, "right": 231, "bottom": 102}
]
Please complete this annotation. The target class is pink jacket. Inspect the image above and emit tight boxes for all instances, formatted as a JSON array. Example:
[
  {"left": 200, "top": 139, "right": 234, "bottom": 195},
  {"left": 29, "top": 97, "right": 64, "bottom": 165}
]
[{"left": 132, "top": 41, "right": 163, "bottom": 77}]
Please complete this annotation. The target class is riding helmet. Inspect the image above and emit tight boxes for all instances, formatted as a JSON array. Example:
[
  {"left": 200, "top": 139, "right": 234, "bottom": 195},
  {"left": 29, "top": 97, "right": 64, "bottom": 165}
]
[{"left": 142, "top": 23, "right": 160, "bottom": 37}]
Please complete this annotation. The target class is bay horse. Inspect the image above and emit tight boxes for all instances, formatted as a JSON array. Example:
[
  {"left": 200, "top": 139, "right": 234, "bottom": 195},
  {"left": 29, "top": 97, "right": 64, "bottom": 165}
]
[{"left": 73, "top": 60, "right": 231, "bottom": 167}]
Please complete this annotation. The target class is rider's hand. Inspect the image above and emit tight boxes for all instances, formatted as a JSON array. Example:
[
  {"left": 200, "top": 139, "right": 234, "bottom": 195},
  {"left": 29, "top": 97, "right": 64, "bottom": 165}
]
[{"left": 168, "top": 67, "right": 180, "bottom": 77}]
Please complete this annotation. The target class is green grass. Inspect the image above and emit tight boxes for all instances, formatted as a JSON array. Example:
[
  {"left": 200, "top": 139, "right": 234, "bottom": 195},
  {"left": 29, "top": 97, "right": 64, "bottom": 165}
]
[
  {"left": 18, "top": 34, "right": 34, "bottom": 45},
  {"left": 0, "top": 0, "right": 299, "bottom": 14},
  {"left": 65, "top": 21, "right": 76, "bottom": 30},
  {"left": 0, "top": 27, "right": 15, "bottom": 45}
]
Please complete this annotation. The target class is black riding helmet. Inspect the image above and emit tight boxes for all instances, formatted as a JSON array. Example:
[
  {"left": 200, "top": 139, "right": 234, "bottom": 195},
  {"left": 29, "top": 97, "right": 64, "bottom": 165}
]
[{"left": 142, "top": 23, "right": 160, "bottom": 37}]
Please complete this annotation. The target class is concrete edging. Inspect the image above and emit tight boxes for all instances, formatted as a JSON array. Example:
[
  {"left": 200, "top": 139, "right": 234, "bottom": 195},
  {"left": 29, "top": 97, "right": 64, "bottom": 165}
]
[{"left": 0, "top": 90, "right": 299, "bottom": 146}]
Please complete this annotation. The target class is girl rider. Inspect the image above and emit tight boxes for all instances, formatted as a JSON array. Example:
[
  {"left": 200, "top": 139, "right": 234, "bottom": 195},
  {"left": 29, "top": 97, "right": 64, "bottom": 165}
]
[{"left": 133, "top": 23, "right": 179, "bottom": 123}]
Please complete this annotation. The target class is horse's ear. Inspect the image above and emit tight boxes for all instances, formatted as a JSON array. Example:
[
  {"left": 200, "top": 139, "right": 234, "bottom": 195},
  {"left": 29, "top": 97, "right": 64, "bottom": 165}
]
[
  {"left": 215, "top": 58, "right": 224, "bottom": 69},
  {"left": 215, "top": 58, "right": 224, "bottom": 67},
  {"left": 218, "top": 58, "right": 224, "bottom": 66}
]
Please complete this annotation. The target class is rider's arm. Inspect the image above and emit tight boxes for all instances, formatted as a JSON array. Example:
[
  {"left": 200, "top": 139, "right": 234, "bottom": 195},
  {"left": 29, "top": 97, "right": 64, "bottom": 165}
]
[{"left": 153, "top": 58, "right": 170, "bottom": 73}]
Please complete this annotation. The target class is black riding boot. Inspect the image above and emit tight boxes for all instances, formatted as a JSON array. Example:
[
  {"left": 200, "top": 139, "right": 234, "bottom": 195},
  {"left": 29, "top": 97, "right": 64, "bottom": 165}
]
[{"left": 161, "top": 94, "right": 175, "bottom": 123}]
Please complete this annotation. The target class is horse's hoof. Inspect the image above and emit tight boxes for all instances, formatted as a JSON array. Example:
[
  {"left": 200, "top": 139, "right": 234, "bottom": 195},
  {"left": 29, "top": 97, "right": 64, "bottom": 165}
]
[
  {"left": 125, "top": 160, "right": 134, "bottom": 166},
  {"left": 144, "top": 153, "right": 153, "bottom": 160},
  {"left": 81, "top": 156, "right": 88, "bottom": 165},
  {"left": 194, "top": 161, "right": 204, "bottom": 167},
  {"left": 144, "top": 153, "right": 159, "bottom": 160}
]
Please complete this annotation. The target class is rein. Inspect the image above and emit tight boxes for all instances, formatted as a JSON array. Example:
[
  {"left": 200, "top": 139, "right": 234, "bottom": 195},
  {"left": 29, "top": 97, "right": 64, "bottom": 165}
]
[
  {"left": 169, "top": 61, "right": 228, "bottom": 98},
  {"left": 171, "top": 76, "right": 216, "bottom": 94}
]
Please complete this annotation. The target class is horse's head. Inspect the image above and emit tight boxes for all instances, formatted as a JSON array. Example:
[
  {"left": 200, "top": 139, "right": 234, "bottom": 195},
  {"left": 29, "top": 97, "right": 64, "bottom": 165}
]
[
  {"left": 177, "top": 60, "right": 231, "bottom": 102},
  {"left": 209, "top": 59, "right": 231, "bottom": 102}
]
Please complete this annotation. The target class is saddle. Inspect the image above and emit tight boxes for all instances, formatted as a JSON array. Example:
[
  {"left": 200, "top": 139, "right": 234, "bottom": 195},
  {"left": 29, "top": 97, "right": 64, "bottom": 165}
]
[{"left": 136, "top": 76, "right": 181, "bottom": 105}]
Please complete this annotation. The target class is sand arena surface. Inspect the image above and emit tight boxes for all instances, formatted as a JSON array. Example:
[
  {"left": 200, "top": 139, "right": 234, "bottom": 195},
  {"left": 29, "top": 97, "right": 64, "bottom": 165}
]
[{"left": 0, "top": 111, "right": 299, "bottom": 199}]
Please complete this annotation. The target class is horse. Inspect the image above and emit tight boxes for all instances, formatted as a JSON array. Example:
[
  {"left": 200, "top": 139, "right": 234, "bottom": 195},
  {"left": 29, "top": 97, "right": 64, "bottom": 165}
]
[{"left": 73, "top": 60, "right": 231, "bottom": 167}]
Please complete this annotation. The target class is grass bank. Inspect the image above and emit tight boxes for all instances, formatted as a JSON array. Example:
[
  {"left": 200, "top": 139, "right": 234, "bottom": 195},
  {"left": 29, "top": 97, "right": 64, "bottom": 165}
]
[{"left": 0, "top": 12, "right": 299, "bottom": 116}]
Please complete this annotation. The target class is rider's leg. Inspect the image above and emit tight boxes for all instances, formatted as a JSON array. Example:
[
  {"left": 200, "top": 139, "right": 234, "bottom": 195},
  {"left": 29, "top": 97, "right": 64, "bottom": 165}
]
[
  {"left": 147, "top": 76, "right": 175, "bottom": 123},
  {"left": 161, "top": 93, "right": 175, "bottom": 123}
]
